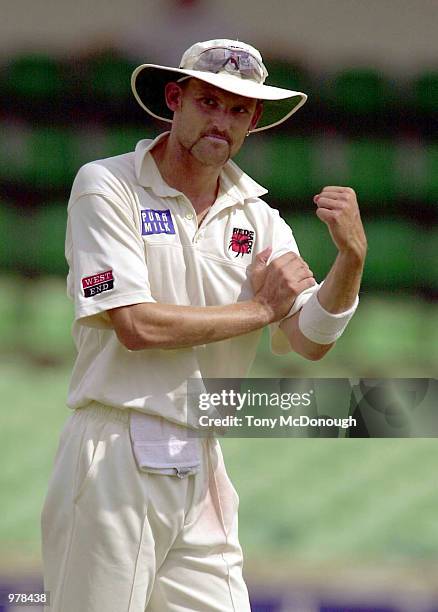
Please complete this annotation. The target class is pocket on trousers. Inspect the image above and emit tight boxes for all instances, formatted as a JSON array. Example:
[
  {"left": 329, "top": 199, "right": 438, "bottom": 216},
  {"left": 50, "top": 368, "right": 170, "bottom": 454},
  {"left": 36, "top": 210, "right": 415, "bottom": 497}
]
[{"left": 73, "top": 413, "right": 109, "bottom": 504}]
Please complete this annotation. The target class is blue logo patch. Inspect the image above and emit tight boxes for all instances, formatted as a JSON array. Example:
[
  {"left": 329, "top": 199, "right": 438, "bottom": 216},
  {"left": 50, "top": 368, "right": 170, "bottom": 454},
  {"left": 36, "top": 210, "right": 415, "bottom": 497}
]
[{"left": 141, "top": 209, "right": 176, "bottom": 235}]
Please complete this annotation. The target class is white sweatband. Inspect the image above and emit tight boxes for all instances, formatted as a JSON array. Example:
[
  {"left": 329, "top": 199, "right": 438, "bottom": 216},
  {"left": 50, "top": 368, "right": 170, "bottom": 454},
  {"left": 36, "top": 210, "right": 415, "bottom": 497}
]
[{"left": 298, "top": 291, "right": 359, "bottom": 344}]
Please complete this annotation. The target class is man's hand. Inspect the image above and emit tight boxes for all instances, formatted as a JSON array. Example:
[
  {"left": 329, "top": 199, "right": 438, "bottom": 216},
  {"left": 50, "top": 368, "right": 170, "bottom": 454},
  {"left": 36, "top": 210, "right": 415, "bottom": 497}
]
[
  {"left": 312, "top": 186, "right": 366, "bottom": 314},
  {"left": 250, "top": 248, "right": 316, "bottom": 321},
  {"left": 107, "top": 249, "right": 314, "bottom": 351},
  {"left": 313, "top": 186, "right": 367, "bottom": 260}
]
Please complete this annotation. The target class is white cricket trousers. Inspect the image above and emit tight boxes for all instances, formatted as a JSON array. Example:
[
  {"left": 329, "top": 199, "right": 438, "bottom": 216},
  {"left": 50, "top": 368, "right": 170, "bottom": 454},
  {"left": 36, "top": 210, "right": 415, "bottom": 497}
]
[{"left": 41, "top": 402, "right": 251, "bottom": 612}]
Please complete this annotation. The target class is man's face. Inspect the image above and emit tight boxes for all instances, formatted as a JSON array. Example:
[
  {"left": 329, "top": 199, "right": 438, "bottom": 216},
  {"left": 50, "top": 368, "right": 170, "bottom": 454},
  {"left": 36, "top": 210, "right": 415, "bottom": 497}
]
[{"left": 166, "top": 78, "right": 262, "bottom": 167}]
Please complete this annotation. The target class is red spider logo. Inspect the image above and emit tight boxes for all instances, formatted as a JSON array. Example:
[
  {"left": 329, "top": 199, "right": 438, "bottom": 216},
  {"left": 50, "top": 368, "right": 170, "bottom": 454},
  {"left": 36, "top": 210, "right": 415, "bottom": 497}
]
[{"left": 229, "top": 228, "right": 254, "bottom": 257}]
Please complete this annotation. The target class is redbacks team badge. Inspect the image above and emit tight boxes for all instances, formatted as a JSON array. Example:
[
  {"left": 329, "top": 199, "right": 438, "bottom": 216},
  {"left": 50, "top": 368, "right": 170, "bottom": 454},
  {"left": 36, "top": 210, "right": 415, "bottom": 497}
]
[
  {"left": 229, "top": 227, "right": 255, "bottom": 257},
  {"left": 82, "top": 270, "right": 114, "bottom": 298}
]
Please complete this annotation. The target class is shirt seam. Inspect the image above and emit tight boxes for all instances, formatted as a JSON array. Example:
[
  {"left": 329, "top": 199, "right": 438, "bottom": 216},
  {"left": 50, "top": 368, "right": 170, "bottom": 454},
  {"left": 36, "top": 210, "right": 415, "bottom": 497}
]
[
  {"left": 68, "top": 191, "right": 137, "bottom": 216},
  {"left": 142, "top": 241, "right": 251, "bottom": 270},
  {"left": 197, "top": 251, "right": 250, "bottom": 269}
]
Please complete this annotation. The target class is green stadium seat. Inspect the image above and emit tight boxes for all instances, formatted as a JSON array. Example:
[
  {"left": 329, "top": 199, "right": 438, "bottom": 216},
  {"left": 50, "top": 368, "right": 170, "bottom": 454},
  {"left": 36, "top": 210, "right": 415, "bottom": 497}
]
[
  {"left": 283, "top": 216, "right": 423, "bottom": 292},
  {"left": 310, "top": 135, "right": 349, "bottom": 188},
  {"left": 0, "top": 203, "right": 38, "bottom": 274},
  {"left": 361, "top": 220, "right": 420, "bottom": 291},
  {"left": 0, "top": 121, "right": 29, "bottom": 183},
  {"left": 0, "top": 203, "right": 19, "bottom": 271},
  {"left": 410, "top": 71, "right": 438, "bottom": 116},
  {"left": 417, "top": 229, "right": 438, "bottom": 292},
  {"left": 0, "top": 202, "right": 67, "bottom": 276},
  {"left": 324, "top": 68, "right": 392, "bottom": 115},
  {"left": 104, "top": 126, "right": 154, "bottom": 158},
  {"left": 69, "top": 127, "right": 108, "bottom": 169},
  {"left": 282, "top": 214, "right": 337, "bottom": 280},
  {"left": 263, "top": 136, "right": 315, "bottom": 200},
  {"left": 264, "top": 59, "right": 309, "bottom": 94},
  {"left": 233, "top": 135, "right": 270, "bottom": 186},
  {"left": 345, "top": 138, "right": 396, "bottom": 204},
  {"left": 34, "top": 205, "right": 68, "bottom": 276},
  {"left": 82, "top": 51, "right": 137, "bottom": 104},
  {"left": 277, "top": 137, "right": 316, "bottom": 200},
  {"left": 422, "top": 143, "right": 438, "bottom": 203},
  {"left": 37, "top": 128, "right": 69, "bottom": 188},
  {"left": 4, "top": 54, "right": 65, "bottom": 103},
  {"left": 8, "top": 128, "right": 79, "bottom": 189},
  {"left": 392, "top": 138, "right": 424, "bottom": 202}
]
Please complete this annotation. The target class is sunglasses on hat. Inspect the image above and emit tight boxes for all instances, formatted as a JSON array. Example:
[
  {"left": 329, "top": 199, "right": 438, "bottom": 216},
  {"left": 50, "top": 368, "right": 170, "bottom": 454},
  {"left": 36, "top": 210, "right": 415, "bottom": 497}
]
[{"left": 186, "top": 47, "right": 267, "bottom": 83}]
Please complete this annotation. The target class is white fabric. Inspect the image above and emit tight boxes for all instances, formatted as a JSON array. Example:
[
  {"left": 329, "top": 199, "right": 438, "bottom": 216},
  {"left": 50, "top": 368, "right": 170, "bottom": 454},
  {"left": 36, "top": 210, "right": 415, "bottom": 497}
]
[
  {"left": 65, "top": 132, "right": 319, "bottom": 424},
  {"left": 283, "top": 282, "right": 321, "bottom": 320},
  {"left": 129, "top": 410, "right": 201, "bottom": 475},
  {"left": 268, "top": 281, "right": 321, "bottom": 356},
  {"left": 298, "top": 290, "right": 359, "bottom": 344},
  {"left": 41, "top": 403, "right": 250, "bottom": 612}
]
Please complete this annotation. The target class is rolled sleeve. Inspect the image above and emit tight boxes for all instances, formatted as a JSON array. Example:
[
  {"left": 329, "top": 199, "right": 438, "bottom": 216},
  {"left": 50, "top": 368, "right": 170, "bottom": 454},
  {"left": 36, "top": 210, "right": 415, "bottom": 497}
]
[{"left": 267, "top": 212, "right": 320, "bottom": 355}]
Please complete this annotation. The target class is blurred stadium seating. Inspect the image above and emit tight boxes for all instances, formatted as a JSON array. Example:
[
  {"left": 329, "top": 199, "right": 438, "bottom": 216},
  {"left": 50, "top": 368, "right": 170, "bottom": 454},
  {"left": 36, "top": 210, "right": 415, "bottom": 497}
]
[{"left": 1, "top": 51, "right": 436, "bottom": 294}]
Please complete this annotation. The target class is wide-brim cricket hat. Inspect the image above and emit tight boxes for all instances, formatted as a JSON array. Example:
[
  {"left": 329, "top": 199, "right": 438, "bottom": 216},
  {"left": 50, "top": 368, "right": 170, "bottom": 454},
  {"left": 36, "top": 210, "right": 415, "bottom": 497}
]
[{"left": 131, "top": 39, "right": 307, "bottom": 133}]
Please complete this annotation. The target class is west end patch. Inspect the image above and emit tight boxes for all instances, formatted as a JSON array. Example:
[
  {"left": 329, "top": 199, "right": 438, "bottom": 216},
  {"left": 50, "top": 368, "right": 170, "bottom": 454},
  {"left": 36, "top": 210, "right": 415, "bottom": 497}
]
[
  {"left": 82, "top": 270, "right": 114, "bottom": 298},
  {"left": 141, "top": 209, "right": 175, "bottom": 235},
  {"left": 228, "top": 227, "right": 255, "bottom": 257}
]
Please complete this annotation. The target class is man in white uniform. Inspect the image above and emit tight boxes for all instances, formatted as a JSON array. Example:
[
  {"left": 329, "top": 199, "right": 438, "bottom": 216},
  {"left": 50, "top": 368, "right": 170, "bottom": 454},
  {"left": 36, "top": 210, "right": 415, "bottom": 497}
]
[{"left": 41, "top": 40, "right": 366, "bottom": 611}]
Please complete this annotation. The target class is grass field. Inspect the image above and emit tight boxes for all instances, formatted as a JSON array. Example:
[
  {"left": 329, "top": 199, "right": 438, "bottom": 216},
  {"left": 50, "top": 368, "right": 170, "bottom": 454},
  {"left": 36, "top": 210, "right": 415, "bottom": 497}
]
[{"left": 1, "top": 274, "right": 437, "bottom": 597}]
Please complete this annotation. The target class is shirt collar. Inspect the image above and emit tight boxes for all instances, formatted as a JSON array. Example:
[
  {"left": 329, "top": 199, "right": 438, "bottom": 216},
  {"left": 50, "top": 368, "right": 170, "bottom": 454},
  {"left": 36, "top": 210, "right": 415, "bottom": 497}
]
[
  {"left": 135, "top": 133, "right": 181, "bottom": 198},
  {"left": 135, "top": 132, "right": 268, "bottom": 204}
]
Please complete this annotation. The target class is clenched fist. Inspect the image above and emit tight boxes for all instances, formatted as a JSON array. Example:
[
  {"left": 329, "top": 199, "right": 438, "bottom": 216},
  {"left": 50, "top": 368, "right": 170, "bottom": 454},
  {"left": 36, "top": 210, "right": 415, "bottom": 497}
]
[{"left": 313, "top": 186, "right": 367, "bottom": 259}]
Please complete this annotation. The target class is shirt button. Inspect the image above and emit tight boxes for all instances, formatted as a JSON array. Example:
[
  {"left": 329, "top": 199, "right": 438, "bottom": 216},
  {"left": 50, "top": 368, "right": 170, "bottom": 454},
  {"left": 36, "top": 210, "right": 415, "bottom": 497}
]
[{"left": 185, "top": 212, "right": 194, "bottom": 220}]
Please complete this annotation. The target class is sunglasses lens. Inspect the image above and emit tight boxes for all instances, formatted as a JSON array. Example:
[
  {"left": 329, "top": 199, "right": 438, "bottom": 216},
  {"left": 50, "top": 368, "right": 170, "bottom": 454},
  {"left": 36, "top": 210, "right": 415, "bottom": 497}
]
[{"left": 191, "top": 48, "right": 265, "bottom": 82}]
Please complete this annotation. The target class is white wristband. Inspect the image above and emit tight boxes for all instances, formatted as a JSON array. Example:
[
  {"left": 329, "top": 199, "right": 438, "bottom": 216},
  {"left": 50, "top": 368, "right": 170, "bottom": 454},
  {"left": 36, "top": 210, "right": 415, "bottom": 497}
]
[
  {"left": 298, "top": 291, "right": 359, "bottom": 344},
  {"left": 283, "top": 282, "right": 321, "bottom": 320}
]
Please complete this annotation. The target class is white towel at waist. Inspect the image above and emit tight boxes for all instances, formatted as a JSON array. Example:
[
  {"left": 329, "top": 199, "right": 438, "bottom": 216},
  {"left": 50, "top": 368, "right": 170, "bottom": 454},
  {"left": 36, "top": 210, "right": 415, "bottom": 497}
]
[{"left": 129, "top": 410, "right": 201, "bottom": 477}]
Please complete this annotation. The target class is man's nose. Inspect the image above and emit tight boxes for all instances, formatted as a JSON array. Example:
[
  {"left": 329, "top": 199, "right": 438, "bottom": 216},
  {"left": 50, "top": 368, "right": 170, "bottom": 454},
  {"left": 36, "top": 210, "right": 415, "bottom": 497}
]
[{"left": 212, "top": 108, "right": 232, "bottom": 132}]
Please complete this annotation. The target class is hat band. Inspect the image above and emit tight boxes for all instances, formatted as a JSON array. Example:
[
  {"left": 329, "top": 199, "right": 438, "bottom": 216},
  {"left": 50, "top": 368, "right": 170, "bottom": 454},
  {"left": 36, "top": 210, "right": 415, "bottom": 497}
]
[{"left": 182, "top": 47, "right": 267, "bottom": 84}]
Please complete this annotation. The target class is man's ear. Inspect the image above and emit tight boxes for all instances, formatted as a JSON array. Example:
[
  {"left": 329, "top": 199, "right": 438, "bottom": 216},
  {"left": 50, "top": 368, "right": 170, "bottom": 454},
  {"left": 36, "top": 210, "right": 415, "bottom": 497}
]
[
  {"left": 164, "top": 82, "right": 184, "bottom": 112},
  {"left": 249, "top": 101, "right": 264, "bottom": 131}
]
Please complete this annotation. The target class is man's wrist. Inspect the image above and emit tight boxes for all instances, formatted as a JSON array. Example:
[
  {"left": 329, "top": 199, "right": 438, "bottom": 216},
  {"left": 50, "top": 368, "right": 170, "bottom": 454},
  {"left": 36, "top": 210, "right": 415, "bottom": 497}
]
[
  {"left": 337, "top": 244, "right": 367, "bottom": 267},
  {"left": 251, "top": 295, "right": 278, "bottom": 325}
]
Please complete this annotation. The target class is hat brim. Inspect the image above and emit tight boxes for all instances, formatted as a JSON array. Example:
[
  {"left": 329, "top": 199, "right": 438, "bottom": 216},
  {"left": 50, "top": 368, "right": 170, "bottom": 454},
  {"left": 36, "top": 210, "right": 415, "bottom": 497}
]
[{"left": 131, "top": 64, "right": 307, "bottom": 133}]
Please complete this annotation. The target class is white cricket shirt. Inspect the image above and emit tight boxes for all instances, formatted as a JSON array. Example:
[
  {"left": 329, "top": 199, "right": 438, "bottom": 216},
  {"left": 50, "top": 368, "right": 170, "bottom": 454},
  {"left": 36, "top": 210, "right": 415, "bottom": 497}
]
[{"left": 65, "top": 132, "right": 319, "bottom": 427}]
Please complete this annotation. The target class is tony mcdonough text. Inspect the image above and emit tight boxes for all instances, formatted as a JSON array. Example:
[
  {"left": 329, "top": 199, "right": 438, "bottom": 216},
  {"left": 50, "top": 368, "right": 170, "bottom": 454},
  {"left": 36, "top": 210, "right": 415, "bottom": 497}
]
[{"left": 198, "top": 414, "right": 357, "bottom": 429}]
